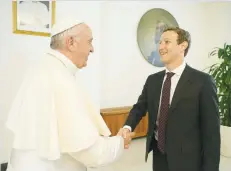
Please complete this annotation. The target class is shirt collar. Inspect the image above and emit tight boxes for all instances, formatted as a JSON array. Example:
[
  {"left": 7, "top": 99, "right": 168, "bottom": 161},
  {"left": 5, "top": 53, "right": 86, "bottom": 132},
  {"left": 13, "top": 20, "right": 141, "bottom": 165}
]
[
  {"left": 47, "top": 49, "right": 79, "bottom": 75},
  {"left": 165, "top": 61, "right": 186, "bottom": 76}
]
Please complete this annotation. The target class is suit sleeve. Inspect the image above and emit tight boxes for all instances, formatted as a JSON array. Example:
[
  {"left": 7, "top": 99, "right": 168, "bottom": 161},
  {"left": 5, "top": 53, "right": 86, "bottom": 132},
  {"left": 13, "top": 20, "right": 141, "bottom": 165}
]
[
  {"left": 199, "top": 75, "right": 220, "bottom": 171},
  {"left": 69, "top": 135, "right": 124, "bottom": 168},
  {"left": 124, "top": 76, "right": 149, "bottom": 131}
]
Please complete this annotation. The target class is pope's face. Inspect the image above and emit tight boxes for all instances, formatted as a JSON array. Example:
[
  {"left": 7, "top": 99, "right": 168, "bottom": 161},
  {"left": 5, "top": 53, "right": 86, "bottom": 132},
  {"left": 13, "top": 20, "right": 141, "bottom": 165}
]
[{"left": 68, "top": 24, "right": 94, "bottom": 68}]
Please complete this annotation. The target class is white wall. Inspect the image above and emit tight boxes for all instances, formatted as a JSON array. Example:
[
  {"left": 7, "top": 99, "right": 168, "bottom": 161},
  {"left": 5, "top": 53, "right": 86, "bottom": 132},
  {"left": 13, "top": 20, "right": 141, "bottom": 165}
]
[
  {"left": 0, "top": 0, "right": 231, "bottom": 164},
  {"left": 99, "top": 1, "right": 231, "bottom": 108},
  {"left": 0, "top": 0, "right": 102, "bottom": 163}
]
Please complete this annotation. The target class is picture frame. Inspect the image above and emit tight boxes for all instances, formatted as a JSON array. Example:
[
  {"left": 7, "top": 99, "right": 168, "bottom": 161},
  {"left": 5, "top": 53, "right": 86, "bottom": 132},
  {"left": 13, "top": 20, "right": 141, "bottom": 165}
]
[
  {"left": 137, "top": 8, "right": 179, "bottom": 67},
  {"left": 12, "top": 0, "right": 56, "bottom": 37}
]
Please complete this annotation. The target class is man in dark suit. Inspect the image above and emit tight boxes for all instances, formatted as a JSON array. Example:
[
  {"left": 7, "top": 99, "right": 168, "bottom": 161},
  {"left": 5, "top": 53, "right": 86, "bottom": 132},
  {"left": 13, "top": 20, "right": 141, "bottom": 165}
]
[{"left": 121, "top": 27, "right": 220, "bottom": 171}]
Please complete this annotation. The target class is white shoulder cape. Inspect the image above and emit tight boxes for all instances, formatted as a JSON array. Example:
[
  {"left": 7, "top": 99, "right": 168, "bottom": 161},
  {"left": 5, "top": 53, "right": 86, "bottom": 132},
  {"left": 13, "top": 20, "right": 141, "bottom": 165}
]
[{"left": 6, "top": 51, "right": 111, "bottom": 160}]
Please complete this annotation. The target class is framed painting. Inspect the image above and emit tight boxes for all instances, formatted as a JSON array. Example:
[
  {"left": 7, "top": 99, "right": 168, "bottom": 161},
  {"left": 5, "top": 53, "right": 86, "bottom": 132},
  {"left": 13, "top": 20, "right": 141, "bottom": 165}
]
[
  {"left": 137, "top": 8, "right": 179, "bottom": 67},
  {"left": 12, "top": 0, "right": 56, "bottom": 37}
]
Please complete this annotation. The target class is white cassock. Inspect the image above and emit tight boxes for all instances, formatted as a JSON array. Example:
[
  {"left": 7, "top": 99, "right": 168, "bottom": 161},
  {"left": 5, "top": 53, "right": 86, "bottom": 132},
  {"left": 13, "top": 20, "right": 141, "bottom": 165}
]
[{"left": 6, "top": 49, "right": 124, "bottom": 171}]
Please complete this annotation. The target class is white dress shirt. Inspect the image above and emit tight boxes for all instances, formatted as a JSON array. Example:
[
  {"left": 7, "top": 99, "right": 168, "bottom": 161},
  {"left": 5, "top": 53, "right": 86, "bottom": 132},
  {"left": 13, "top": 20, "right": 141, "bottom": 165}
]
[
  {"left": 154, "top": 61, "right": 186, "bottom": 140},
  {"left": 124, "top": 61, "right": 186, "bottom": 140}
]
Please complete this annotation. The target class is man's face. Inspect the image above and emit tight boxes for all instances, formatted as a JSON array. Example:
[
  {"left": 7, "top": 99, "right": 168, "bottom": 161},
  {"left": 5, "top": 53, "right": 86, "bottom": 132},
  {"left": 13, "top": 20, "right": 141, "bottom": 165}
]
[
  {"left": 159, "top": 31, "right": 185, "bottom": 65},
  {"left": 68, "top": 24, "right": 94, "bottom": 68}
]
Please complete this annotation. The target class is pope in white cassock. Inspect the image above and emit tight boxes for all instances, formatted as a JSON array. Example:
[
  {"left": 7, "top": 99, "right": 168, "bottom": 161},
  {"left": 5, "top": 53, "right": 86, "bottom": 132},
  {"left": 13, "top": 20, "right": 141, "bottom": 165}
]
[{"left": 6, "top": 17, "right": 134, "bottom": 171}]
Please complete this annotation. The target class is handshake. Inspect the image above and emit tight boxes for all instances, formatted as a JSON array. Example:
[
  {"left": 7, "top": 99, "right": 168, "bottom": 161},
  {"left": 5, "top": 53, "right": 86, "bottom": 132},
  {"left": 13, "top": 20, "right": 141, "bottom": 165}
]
[{"left": 117, "top": 128, "right": 136, "bottom": 149}]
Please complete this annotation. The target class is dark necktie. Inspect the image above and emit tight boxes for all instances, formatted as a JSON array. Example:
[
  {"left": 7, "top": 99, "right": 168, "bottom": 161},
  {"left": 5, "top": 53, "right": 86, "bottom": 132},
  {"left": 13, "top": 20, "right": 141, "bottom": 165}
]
[{"left": 157, "top": 72, "right": 175, "bottom": 153}]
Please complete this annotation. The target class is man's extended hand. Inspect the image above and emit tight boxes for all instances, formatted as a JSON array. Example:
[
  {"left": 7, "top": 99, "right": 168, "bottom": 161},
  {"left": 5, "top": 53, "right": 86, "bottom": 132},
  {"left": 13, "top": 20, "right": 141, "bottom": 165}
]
[{"left": 117, "top": 128, "right": 135, "bottom": 149}]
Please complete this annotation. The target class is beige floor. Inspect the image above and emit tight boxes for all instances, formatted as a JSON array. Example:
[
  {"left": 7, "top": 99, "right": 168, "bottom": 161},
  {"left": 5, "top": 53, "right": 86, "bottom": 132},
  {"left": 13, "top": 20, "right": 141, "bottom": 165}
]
[
  {"left": 88, "top": 137, "right": 231, "bottom": 171},
  {"left": 88, "top": 137, "right": 152, "bottom": 171}
]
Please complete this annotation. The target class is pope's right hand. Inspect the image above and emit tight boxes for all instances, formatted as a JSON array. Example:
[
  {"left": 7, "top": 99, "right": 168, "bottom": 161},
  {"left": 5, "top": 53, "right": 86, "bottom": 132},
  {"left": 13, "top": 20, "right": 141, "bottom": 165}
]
[{"left": 117, "top": 128, "right": 135, "bottom": 149}]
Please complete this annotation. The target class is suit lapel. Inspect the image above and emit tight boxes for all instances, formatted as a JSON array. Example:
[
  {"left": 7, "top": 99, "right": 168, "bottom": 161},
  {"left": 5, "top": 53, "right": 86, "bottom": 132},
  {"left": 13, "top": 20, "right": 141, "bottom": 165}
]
[
  {"left": 153, "top": 71, "right": 165, "bottom": 118},
  {"left": 169, "top": 65, "right": 193, "bottom": 111}
]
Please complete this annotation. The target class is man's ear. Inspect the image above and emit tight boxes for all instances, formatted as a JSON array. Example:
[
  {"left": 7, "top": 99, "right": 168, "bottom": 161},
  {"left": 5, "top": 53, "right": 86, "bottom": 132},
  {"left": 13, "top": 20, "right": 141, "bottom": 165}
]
[
  {"left": 66, "top": 36, "right": 76, "bottom": 51},
  {"left": 66, "top": 36, "right": 74, "bottom": 46},
  {"left": 181, "top": 41, "right": 188, "bottom": 51}
]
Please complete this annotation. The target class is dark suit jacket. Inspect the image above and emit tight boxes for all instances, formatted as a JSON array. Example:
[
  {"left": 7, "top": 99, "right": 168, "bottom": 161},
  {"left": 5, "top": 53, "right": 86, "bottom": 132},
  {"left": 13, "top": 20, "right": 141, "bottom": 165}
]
[{"left": 124, "top": 65, "right": 220, "bottom": 171}]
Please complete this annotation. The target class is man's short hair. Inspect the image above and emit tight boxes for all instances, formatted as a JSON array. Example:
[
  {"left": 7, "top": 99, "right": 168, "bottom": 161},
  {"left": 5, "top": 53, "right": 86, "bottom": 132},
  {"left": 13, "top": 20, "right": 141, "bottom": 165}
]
[{"left": 163, "top": 27, "right": 191, "bottom": 57}]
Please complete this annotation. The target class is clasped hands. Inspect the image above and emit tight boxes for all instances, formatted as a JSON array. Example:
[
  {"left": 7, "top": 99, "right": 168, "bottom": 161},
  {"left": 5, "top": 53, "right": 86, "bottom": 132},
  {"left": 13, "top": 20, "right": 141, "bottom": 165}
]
[{"left": 117, "top": 128, "right": 135, "bottom": 149}]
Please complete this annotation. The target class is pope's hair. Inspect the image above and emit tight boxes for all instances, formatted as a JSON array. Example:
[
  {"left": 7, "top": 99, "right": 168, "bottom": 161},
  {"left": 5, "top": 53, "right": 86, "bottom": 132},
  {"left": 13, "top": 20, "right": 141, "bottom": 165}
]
[{"left": 50, "top": 24, "right": 83, "bottom": 50}]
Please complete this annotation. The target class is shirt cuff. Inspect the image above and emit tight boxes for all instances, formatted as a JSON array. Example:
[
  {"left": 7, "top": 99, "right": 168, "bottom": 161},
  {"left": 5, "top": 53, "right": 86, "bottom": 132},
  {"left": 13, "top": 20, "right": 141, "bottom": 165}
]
[{"left": 123, "top": 125, "right": 132, "bottom": 132}]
